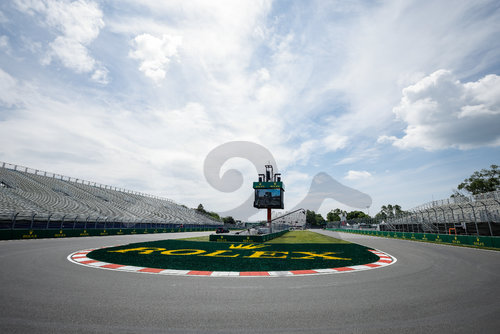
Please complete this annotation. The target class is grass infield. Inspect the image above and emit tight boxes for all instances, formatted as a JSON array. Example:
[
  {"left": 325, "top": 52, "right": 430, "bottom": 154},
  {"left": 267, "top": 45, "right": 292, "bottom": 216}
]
[
  {"left": 266, "top": 230, "right": 350, "bottom": 244},
  {"left": 87, "top": 231, "right": 379, "bottom": 272},
  {"left": 181, "top": 230, "right": 349, "bottom": 244}
]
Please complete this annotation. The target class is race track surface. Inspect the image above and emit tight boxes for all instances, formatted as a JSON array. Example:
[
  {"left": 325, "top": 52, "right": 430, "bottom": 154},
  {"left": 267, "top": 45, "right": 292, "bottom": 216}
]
[{"left": 1, "top": 230, "right": 499, "bottom": 333}]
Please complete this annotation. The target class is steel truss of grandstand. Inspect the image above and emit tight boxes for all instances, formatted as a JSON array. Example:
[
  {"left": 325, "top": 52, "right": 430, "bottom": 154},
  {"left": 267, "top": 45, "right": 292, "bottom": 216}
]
[
  {"left": 328, "top": 190, "right": 500, "bottom": 236},
  {"left": 0, "top": 162, "right": 222, "bottom": 230}
]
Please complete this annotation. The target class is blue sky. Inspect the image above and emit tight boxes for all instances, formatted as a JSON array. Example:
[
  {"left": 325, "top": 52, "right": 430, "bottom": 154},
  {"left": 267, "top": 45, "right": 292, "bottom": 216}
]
[{"left": 0, "top": 0, "right": 499, "bottom": 221}]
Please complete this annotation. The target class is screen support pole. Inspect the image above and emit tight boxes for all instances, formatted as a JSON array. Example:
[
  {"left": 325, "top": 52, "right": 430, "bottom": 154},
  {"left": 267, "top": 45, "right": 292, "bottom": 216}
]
[{"left": 267, "top": 208, "right": 272, "bottom": 233}]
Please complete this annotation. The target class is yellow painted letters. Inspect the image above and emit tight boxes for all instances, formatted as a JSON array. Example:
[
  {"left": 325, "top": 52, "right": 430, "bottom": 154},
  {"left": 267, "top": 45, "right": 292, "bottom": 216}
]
[
  {"left": 291, "top": 252, "right": 351, "bottom": 260},
  {"left": 160, "top": 249, "right": 206, "bottom": 256},
  {"left": 109, "top": 247, "right": 166, "bottom": 254},
  {"left": 202, "top": 250, "right": 239, "bottom": 258},
  {"left": 245, "top": 251, "right": 289, "bottom": 259}
]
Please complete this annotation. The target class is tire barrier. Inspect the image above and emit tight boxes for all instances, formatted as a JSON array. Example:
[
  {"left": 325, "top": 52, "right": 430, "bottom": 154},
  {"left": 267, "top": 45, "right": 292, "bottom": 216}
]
[
  {"left": 329, "top": 229, "right": 500, "bottom": 250},
  {"left": 0, "top": 227, "right": 215, "bottom": 240}
]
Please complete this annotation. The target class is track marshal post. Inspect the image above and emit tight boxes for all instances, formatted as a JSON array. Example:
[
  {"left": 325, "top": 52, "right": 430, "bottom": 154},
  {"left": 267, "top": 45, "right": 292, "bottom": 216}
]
[{"left": 253, "top": 165, "right": 284, "bottom": 234}]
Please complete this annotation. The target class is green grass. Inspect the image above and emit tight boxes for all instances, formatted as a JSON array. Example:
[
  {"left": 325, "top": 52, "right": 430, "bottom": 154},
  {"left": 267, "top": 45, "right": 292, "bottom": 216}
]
[
  {"left": 181, "top": 230, "right": 349, "bottom": 244},
  {"left": 266, "top": 230, "right": 350, "bottom": 244},
  {"left": 87, "top": 238, "right": 375, "bottom": 272}
]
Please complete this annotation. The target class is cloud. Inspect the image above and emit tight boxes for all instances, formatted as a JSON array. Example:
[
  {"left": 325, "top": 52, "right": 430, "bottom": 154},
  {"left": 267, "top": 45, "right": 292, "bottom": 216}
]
[
  {"left": 14, "top": 0, "right": 107, "bottom": 83},
  {"left": 325, "top": 1, "right": 500, "bottom": 144},
  {"left": 0, "top": 35, "right": 9, "bottom": 49},
  {"left": 335, "top": 147, "right": 380, "bottom": 166},
  {"left": 129, "top": 33, "right": 182, "bottom": 83},
  {"left": 388, "top": 70, "right": 500, "bottom": 150},
  {"left": 90, "top": 66, "right": 109, "bottom": 85},
  {"left": 376, "top": 135, "right": 397, "bottom": 144},
  {"left": 3, "top": 1, "right": 500, "bottom": 220},
  {"left": 0, "top": 10, "right": 8, "bottom": 23},
  {"left": 289, "top": 134, "right": 348, "bottom": 165},
  {"left": 322, "top": 134, "right": 348, "bottom": 152},
  {"left": 0, "top": 35, "right": 12, "bottom": 56},
  {"left": 0, "top": 68, "right": 25, "bottom": 107},
  {"left": 345, "top": 170, "right": 372, "bottom": 180},
  {"left": 47, "top": 36, "right": 96, "bottom": 72}
]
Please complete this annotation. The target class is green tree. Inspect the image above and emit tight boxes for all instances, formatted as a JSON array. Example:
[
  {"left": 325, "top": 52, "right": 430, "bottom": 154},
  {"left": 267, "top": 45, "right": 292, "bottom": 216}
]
[
  {"left": 327, "top": 208, "right": 345, "bottom": 222},
  {"left": 208, "top": 212, "right": 221, "bottom": 221},
  {"left": 306, "top": 210, "right": 316, "bottom": 226},
  {"left": 375, "top": 204, "right": 405, "bottom": 220},
  {"left": 346, "top": 210, "right": 369, "bottom": 220},
  {"left": 195, "top": 204, "right": 222, "bottom": 221},
  {"left": 222, "top": 216, "right": 236, "bottom": 225},
  {"left": 315, "top": 213, "right": 326, "bottom": 226},
  {"left": 306, "top": 210, "right": 326, "bottom": 227},
  {"left": 196, "top": 204, "right": 206, "bottom": 213},
  {"left": 457, "top": 165, "right": 500, "bottom": 195}
]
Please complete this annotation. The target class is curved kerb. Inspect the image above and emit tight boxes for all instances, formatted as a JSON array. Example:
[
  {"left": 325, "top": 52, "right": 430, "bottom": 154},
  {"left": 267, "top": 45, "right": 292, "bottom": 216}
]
[{"left": 68, "top": 248, "right": 397, "bottom": 277}]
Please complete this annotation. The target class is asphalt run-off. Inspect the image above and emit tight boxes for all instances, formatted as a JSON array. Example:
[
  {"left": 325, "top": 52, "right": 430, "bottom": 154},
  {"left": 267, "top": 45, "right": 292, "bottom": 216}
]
[{"left": 68, "top": 238, "right": 397, "bottom": 277}]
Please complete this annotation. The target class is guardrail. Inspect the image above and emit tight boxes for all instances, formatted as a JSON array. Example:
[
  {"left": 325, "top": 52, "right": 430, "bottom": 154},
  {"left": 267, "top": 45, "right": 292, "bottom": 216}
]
[
  {"left": 329, "top": 229, "right": 500, "bottom": 250},
  {"left": 0, "top": 227, "right": 215, "bottom": 240}
]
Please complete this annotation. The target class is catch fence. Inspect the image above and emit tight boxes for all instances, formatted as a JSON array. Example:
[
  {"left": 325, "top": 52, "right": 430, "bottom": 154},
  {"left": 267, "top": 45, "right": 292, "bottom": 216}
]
[{"left": 328, "top": 190, "right": 500, "bottom": 236}]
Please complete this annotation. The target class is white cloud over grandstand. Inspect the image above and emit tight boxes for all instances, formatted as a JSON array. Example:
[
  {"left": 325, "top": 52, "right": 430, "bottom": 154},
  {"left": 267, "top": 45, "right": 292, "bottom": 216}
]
[
  {"left": 129, "top": 34, "right": 182, "bottom": 83},
  {"left": 0, "top": 68, "right": 25, "bottom": 107},
  {"left": 14, "top": 0, "right": 108, "bottom": 83},
  {"left": 386, "top": 70, "right": 500, "bottom": 150},
  {"left": 345, "top": 170, "right": 372, "bottom": 181},
  {"left": 1, "top": 0, "right": 499, "bottom": 219}
]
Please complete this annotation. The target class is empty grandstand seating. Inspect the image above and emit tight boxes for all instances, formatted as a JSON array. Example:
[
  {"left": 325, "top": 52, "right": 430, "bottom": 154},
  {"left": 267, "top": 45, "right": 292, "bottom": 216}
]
[
  {"left": 328, "top": 190, "right": 500, "bottom": 236},
  {"left": 0, "top": 162, "right": 220, "bottom": 229}
]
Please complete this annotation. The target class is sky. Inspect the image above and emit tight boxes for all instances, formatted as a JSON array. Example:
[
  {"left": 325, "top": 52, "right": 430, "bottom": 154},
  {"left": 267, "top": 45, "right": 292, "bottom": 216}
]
[{"left": 0, "top": 0, "right": 499, "bottom": 221}]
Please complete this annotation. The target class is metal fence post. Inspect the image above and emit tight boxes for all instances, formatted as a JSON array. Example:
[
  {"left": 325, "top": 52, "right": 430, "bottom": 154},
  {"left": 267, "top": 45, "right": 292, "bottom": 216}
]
[
  {"left": 46, "top": 214, "right": 52, "bottom": 229},
  {"left": 30, "top": 213, "right": 36, "bottom": 230},
  {"left": 457, "top": 204, "right": 467, "bottom": 235},
  {"left": 438, "top": 207, "right": 446, "bottom": 233},
  {"left": 60, "top": 215, "right": 66, "bottom": 229},
  {"left": 11, "top": 212, "right": 19, "bottom": 229},
  {"left": 467, "top": 203, "right": 479, "bottom": 236},
  {"left": 479, "top": 201, "right": 494, "bottom": 236}
]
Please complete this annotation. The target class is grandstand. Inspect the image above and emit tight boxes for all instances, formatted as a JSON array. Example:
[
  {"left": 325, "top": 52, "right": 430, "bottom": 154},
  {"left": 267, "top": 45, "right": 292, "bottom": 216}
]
[
  {"left": 379, "top": 191, "right": 500, "bottom": 236},
  {"left": 0, "top": 162, "right": 221, "bottom": 230},
  {"left": 271, "top": 209, "right": 306, "bottom": 230},
  {"left": 330, "top": 190, "right": 500, "bottom": 236}
]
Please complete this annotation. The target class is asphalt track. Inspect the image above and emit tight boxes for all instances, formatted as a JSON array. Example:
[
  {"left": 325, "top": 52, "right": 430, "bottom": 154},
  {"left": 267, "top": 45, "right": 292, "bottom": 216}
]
[{"left": 1, "top": 230, "right": 499, "bottom": 333}]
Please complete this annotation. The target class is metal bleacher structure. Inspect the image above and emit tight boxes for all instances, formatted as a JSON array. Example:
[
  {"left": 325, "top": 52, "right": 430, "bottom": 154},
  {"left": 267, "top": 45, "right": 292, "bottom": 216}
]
[
  {"left": 325, "top": 190, "right": 500, "bottom": 236},
  {"left": 0, "top": 162, "right": 221, "bottom": 230},
  {"left": 378, "top": 191, "right": 500, "bottom": 236},
  {"left": 271, "top": 209, "right": 306, "bottom": 230}
]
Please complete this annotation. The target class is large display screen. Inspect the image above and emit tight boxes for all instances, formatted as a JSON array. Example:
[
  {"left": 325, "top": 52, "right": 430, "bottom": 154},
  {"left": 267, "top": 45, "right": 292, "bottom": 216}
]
[{"left": 254, "top": 188, "right": 284, "bottom": 209}]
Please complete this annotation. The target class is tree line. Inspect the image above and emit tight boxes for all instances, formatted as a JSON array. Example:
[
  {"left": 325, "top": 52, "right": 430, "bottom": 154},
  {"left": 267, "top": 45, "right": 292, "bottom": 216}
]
[
  {"left": 306, "top": 206, "right": 406, "bottom": 228},
  {"left": 195, "top": 204, "right": 236, "bottom": 225}
]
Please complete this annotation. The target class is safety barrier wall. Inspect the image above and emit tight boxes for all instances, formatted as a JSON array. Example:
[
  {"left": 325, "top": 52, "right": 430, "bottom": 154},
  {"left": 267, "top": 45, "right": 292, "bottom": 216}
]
[
  {"left": 329, "top": 229, "right": 500, "bottom": 249},
  {"left": 0, "top": 227, "right": 215, "bottom": 240},
  {"left": 209, "top": 230, "right": 288, "bottom": 243}
]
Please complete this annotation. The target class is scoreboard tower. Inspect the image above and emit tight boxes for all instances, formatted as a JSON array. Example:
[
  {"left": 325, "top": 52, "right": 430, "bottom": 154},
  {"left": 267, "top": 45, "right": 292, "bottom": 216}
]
[{"left": 253, "top": 165, "right": 284, "bottom": 233}]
